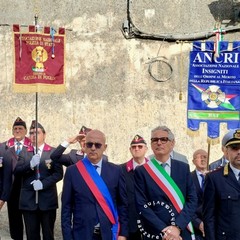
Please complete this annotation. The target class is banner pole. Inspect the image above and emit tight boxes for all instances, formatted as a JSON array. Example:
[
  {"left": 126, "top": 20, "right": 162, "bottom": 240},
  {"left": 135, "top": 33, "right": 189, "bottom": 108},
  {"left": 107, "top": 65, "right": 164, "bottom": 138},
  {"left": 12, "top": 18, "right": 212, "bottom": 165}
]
[
  {"left": 35, "top": 14, "right": 39, "bottom": 204},
  {"left": 207, "top": 143, "right": 211, "bottom": 171}
]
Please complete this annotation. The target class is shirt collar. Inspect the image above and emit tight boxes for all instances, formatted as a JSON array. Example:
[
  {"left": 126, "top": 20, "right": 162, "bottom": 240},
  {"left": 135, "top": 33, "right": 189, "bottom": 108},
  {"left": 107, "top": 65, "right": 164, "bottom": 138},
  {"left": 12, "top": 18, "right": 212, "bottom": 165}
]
[
  {"left": 92, "top": 159, "right": 103, "bottom": 169},
  {"left": 155, "top": 157, "right": 171, "bottom": 167},
  {"left": 229, "top": 163, "right": 240, "bottom": 178},
  {"left": 15, "top": 139, "right": 24, "bottom": 145},
  {"left": 133, "top": 158, "right": 147, "bottom": 170}
]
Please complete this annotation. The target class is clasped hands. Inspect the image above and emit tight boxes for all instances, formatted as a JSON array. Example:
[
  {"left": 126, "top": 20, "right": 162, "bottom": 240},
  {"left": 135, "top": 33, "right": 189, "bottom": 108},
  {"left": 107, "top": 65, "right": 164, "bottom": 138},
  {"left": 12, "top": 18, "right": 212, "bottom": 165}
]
[{"left": 162, "top": 226, "right": 182, "bottom": 240}]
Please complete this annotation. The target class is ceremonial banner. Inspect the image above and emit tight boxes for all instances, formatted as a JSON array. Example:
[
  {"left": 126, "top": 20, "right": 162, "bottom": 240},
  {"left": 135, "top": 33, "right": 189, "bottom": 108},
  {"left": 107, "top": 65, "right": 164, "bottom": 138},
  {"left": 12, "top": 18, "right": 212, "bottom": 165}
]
[
  {"left": 187, "top": 41, "right": 240, "bottom": 142},
  {"left": 13, "top": 25, "right": 66, "bottom": 93}
]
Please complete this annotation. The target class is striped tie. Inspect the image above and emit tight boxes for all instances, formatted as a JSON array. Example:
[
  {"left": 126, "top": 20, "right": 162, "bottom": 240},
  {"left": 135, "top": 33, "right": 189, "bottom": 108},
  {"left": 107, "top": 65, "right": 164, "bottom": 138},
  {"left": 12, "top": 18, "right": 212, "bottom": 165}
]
[{"left": 16, "top": 142, "right": 21, "bottom": 155}]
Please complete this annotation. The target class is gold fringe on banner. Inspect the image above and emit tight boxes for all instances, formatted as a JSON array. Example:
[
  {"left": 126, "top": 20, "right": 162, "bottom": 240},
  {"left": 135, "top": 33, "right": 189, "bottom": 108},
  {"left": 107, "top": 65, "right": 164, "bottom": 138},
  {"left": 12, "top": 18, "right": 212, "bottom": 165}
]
[
  {"left": 207, "top": 137, "right": 220, "bottom": 145},
  {"left": 12, "top": 25, "right": 66, "bottom": 94},
  {"left": 187, "top": 129, "right": 200, "bottom": 137}
]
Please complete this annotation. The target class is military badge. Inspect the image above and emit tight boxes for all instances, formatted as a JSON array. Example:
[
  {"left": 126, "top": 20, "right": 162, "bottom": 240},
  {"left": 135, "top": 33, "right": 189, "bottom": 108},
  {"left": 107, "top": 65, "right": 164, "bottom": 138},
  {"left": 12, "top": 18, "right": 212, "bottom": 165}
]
[
  {"left": 0, "top": 157, "right": 3, "bottom": 167},
  {"left": 234, "top": 130, "right": 240, "bottom": 139},
  {"left": 45, "top": 159, "right": 52, "bottom": 169}
]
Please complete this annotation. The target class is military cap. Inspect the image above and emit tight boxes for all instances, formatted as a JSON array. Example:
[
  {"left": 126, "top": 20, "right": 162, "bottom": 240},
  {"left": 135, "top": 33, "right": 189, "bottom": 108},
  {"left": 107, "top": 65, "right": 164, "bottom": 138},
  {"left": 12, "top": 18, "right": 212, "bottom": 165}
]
[
  {"left": 13, "top": 117, "right": 27, "bottom": 129},
  {"left": 224, "top": 129, "right": 240, "bottom": 147},
  {"left": 130, "top": 134, "right": 147, "bottom": 145}
]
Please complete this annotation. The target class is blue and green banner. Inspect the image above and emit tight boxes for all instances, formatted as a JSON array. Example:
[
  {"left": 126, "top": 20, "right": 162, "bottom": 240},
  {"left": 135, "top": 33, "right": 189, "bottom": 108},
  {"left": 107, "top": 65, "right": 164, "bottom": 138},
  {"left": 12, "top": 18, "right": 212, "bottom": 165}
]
[{"left": 187, "top": 41, "right": 240, "bottom": 141}]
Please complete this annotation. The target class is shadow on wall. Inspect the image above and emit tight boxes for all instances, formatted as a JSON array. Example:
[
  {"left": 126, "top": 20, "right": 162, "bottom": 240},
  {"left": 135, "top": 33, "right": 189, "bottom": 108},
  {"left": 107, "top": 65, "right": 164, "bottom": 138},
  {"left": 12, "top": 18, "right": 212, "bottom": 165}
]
[{"left": 208, "top": 0, "right": 240, "bottom": 26}]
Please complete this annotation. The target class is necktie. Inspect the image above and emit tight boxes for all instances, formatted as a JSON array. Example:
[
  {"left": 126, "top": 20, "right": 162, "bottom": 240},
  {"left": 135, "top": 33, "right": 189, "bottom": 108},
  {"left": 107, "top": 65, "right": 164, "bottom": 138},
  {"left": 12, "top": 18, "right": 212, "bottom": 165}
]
[
  {"left": 200, "top": 174, "right": 205, "bottom": 190},
  {"left": 16, "top": 142, "right": 21, "bottom": 155},
  {"left": 161, "top": 163, "right": 167, "bottom": 169},
  {"left": 238, "top": 173, "right": 240, "bottom": 185},
  {"left": 93, "top": 165, "right": 100, "bottom": 225}
]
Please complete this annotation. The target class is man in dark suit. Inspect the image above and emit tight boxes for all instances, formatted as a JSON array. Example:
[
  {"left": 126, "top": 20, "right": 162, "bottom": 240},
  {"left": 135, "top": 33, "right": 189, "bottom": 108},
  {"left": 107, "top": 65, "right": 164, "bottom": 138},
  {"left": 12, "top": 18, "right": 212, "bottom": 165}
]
[
  {"left": 134, "top": 126, "right": 197, "bottom": 240},
  {"left": 203, "top": 128, "right": 240, "bottom": 240},
  {"left": 14, "top": 120, "right": 63, "bottom": 240},
  {"left": 121, "top": 134, "right": 148, "bottom": 240},
  {"left": 191, "top": 149, "right": 208, "bottom": 240},
  {"left": 61, "top": 129, "right": 128, "bottom": 240},
  {"left": 209, "top": 131, "right": 229, "bottom": 170},
  {"left": 0, "top": 117, "right": 32, "bottom": 240}
]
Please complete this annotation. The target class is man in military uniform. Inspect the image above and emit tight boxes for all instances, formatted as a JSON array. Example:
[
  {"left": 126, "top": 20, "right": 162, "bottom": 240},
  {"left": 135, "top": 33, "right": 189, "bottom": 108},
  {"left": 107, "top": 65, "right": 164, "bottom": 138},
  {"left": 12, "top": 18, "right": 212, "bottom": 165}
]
[
  {"left": 14, "top": 120, "right": 63, "bottom": 240},
  {"left": 51, "top": 126, "right": 107, "bottom": 166},
  {"left": 203, "top": 128, "right": 240, "bottom": 240},
  {"left": 121, "top": 134, "right": 148, "bottom": 240},
  {"left": 0, "top": 117, "right": 31, "bottom": 240}
]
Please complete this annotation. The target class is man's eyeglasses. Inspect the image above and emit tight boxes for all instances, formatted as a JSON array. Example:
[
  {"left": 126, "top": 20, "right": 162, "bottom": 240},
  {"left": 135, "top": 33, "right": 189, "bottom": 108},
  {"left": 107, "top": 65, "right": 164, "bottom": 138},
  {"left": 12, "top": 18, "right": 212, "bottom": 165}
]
[
  {"left": 151, "top": 137, "right": 170, "bottom": 144},
  {"left": 131, "top": 145, "right": 144, "bottom": 150},
  {"left": 86, "top": 142, "right": 102, "bottom": 149}
]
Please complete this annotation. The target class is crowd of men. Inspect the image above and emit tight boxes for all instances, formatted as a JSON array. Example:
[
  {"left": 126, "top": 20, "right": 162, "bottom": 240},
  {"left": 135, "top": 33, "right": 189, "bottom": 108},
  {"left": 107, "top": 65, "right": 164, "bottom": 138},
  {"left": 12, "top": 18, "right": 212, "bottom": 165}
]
[{"left": 1, "top": 117, "right": 240, "bottom": 240}]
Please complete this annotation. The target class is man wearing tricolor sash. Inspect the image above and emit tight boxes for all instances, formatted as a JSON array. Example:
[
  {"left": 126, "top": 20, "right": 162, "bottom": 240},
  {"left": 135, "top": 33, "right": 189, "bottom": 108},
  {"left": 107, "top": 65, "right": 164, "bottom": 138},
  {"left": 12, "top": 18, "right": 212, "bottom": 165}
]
[
  {"left": 134, "top": 126, "right": 197, "bottom": 240},
  {"left": 61, "top": 129, "right": 128, "bottom": 240}
]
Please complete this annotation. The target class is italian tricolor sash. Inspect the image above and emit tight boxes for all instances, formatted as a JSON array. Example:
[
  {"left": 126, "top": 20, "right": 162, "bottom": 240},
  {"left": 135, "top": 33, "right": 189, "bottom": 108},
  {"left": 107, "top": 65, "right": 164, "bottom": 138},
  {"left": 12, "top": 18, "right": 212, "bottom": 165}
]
[
  {"left": 144, "top": 158, "right": 195, "bottom": 240},
  {"left": 76, "top": 158, "right": 119, "bottom": 240}
]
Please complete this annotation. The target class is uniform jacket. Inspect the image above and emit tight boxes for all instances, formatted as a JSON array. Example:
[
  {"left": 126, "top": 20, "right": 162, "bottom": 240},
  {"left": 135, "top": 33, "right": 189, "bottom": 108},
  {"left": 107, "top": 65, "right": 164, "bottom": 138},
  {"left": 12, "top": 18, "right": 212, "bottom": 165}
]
[
  {"left": 121, "top": 158, "right": 148, "bottom": 233},
  {"left": 14, "top": 144, "right": 63, "bottom": 211},
  {"left": 203, "top": 164, "right": 240, "bottom": 240},
  {"left": 61, "top": 159, "right": 128, "bottom": 240},
  {"left": 134, "top": 159, "right": 197, "bottom": 240},
  {"left": 209, "top": 157, "right": 227, "bottom": 171},
  {"left": 50, "top": 144, "right": 108, "bottom": 167},
  {"left": 1, "top": 137, "right": 32, "bottom": 201},
  {"left": 191, "top": 170, "right": 204, "bottom": 238}
]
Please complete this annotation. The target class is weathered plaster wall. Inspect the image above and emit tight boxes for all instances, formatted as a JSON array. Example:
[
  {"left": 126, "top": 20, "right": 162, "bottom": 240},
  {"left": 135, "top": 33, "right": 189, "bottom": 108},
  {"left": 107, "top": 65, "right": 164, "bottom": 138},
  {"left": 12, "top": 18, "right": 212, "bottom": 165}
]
[{"left": 0, "top": 0, "right": 239, "bottom": 169}]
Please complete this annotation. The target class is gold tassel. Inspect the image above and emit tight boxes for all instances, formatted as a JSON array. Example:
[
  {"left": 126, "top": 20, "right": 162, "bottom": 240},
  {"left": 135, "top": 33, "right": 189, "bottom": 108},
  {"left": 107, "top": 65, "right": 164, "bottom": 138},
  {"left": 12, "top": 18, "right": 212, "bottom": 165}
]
[
  {"left": 187, "top": 129, "right": 200, "bottom": 137},
  {"left": 207, "top": 137, "right": 220, "bottom": 145}
]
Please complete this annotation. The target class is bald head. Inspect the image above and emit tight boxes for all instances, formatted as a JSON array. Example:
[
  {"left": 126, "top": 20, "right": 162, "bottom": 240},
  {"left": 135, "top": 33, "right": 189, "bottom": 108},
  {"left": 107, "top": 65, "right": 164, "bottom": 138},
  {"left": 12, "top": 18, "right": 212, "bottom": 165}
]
[
  {"left": 192, "top": 149, "right": 208, "bottom": 172},
  {"left": 85, "top": 129, "right": 107, "bottom": 164}
]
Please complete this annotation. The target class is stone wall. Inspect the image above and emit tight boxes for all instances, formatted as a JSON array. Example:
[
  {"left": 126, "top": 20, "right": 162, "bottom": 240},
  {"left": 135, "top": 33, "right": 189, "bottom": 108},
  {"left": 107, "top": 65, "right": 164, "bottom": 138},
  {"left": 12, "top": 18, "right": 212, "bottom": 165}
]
[{"left": 0, "top": 0, "right": 239, "bottom": 169}]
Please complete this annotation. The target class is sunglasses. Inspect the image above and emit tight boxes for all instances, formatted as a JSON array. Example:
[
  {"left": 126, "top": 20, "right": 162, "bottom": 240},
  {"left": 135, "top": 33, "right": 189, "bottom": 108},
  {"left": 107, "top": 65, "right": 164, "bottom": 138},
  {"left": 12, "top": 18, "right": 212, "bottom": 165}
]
[
  {"left": 131, "top": 145, "right": 144, "bottom": 150},
  {"left": 86, "top": 142, "right": 102, "bottom": 149},
  {"left": 151, "top": 137, "right": 170, "bottom": 144}
]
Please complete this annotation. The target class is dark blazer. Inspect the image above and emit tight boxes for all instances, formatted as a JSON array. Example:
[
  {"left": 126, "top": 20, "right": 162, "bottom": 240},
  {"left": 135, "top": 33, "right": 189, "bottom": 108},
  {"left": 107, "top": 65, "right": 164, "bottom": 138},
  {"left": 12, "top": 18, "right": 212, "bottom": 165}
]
[
  {"left": 209, "top": 157, "right": 227, "bottom": 171},
  {"left": 14, "top": 144, "right": 63, "bottom": 211},
  {"left": 203, "top": 165, "right": 240, "bottom": 240},
  {"left": 61, "top": 159, "right": 128, "bottom": 240},
  {"left": 191, "top": 170, "right": 204, "bottom": 238},
  {"left": 1, "top": 147, "right": 21, "bottom": 201},
  {"left": 134, "top": 159, "right": 197, "bottom": 240},
  {"left": 50, "top": 144, "right": 108, "bottom": 167},
  {"left": 121, "top": 159, "right": 144, "bottom": 234},
  {"left": 1, "top": 137, "right": 32, "bottom": 201}
]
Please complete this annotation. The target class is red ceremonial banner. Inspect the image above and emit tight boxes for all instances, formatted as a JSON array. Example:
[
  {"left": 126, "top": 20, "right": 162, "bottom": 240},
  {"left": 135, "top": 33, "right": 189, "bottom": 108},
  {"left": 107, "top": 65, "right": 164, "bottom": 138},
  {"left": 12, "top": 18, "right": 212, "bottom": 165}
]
[{"left": 13, "top": 25, "right": 66, "bottom": 93}]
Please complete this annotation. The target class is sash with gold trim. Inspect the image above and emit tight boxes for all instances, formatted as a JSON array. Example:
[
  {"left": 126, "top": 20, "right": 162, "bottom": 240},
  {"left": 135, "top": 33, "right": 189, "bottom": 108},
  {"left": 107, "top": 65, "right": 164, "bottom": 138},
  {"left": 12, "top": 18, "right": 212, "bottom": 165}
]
[
  {"left": 144, "top": 158, "right": 195, "bottom": 240},
  {"left": 76, "top": 157, "right": 118, "bottom": 240}
]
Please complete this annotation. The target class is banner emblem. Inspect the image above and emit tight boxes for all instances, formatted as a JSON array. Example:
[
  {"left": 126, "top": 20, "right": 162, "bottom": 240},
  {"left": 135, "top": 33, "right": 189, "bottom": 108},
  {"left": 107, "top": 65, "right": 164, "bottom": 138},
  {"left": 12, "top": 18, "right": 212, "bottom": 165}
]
[{"left": 13, "top": 25, "right": 66, "bottom": 93}]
